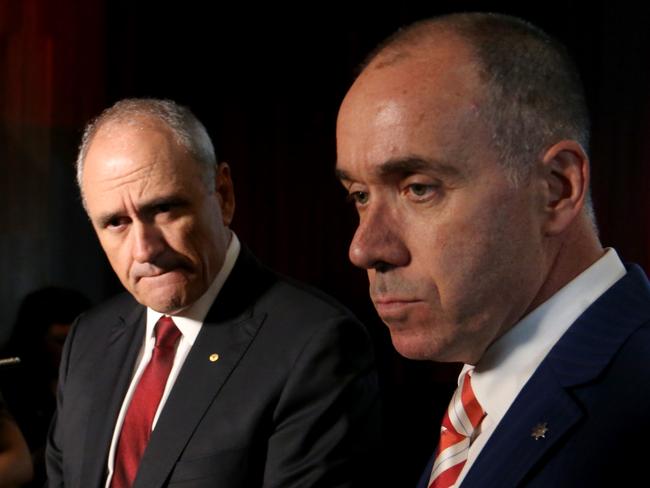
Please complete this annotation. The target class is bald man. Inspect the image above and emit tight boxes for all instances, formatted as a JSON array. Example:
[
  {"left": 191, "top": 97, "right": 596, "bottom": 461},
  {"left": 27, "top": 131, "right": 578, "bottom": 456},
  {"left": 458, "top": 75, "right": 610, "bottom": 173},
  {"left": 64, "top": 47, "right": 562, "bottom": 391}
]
[
  {"left": 46, "top": 98, "right": 380, "bottom": 488},
  {"left": 336, "top": 13, "right": 650, "bottom": 487}
]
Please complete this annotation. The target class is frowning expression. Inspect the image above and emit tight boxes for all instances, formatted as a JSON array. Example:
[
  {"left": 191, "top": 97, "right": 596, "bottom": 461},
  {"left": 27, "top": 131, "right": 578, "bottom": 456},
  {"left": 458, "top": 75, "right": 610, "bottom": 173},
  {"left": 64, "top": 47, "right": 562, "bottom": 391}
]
[
  {"left": 336, "top": 37, "right": 548, "bottom": 363},
  {"left": 81, "top": 119, "right": 234, "bottom": 314}
]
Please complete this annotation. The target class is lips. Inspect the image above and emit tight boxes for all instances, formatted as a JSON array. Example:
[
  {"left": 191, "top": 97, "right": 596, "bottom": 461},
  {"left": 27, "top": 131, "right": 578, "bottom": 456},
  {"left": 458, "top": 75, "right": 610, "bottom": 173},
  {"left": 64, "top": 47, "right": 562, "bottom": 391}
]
[
  {"left": 372, "top": 296, "right": 422, "bottom": 318},
  {"left": 133, "top": 266, "right": 169, "bottom": 281},
  {"left": 138, "top": 269, "right": 167, "bottom": 279},
  {"left": 141, "top": 270, "right": 173, "bottom": 279},
  {"left": 131, "top": 257, "right": 193, "bottom": 282},
  {"left": 138, "top": 269, "right": 186, "bottom": 283}
]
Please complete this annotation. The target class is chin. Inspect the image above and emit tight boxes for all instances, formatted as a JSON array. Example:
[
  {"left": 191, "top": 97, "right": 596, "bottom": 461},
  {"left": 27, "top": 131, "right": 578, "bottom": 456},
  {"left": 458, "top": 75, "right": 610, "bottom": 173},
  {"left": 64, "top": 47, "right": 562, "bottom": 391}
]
[
  {"left": 389, "top": 329, "right": 439, "bottom": 361},
  {"left": 137, "top": 292, "right": 187, "bottom": 315},
  {"left": 388, "top": 325, "right": 467, "bottom": 363}
]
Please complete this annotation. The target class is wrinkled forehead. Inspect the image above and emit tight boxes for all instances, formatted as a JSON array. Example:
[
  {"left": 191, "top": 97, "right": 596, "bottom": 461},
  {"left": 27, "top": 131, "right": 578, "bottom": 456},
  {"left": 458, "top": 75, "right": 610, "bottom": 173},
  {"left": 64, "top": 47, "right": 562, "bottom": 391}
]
[
  {"left": 82, "top": 121, "right": 196, "bottom": 189},
  {"left": 89, "top": 116, "right": 175, "bottom": 151}
]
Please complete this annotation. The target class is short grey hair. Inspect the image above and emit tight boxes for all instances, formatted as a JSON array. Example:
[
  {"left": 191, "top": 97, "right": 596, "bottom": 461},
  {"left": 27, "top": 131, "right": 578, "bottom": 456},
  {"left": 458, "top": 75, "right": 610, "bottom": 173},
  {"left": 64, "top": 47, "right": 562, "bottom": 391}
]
[
  {"left": 366, "top": 12, "right": 595, "bottom": 221},
  {"left": 76, "top": 98, "right": 217, "bottom": 198}
]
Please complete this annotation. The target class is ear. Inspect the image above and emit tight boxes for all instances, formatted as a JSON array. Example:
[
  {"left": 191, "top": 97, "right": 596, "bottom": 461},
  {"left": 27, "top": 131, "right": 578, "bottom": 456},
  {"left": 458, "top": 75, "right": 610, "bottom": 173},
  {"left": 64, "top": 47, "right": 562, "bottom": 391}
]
[
  {"left": 539, "top": 140, "right": 589, "bottom": 236},
  {"left": 214, "top": 162, "right": 235, "bottom": 226}
]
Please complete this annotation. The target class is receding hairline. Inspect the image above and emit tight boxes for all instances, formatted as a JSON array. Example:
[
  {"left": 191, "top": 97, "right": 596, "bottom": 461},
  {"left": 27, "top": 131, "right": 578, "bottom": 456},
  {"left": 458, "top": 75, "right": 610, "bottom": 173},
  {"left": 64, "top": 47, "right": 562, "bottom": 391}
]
[
  {"left": 79, "top": 105, "right": 204, "bottom": 168},
  {"left": 361, "top": 16, "right": 478, "bottom": 72},
  {"left": 85, "top": 114, "right": 185, "bottom": 152},
  {"left": 350, "top": 12, "right": 595, "bottom": 221},
  {"left": 79, "top": 116, "right": 194, "bottom": 181},
  {"left": 76, "top": 98, "right": 218, "bottom": 206},
  {"left": 352, "top": 22, "right": 489, "bottom": 112},
  {"left": 361, "top": 13, "right": 548, "bottom": 69}
]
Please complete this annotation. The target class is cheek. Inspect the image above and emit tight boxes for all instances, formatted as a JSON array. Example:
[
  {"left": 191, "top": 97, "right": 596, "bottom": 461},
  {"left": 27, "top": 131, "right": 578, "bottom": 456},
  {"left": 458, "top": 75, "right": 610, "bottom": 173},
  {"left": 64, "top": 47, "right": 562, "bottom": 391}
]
[
  {"left": 453, "top": 201, "right": 538, "bottom": 309},
  {"left": 424, "top": 222, "right": 487, "bottom": 304},
  {"left": 411, "top": 207, "right": 484, "bottom": 271},
  {"left": 412, "top": 198, "right": 518, "bottom": 307},
  {"left": 160, "top": 220, "right": 196, "bottom": 254},
  {"left": 115, "top": 246, "right": 134, "bottom": 282},
  {"left": 165, "top": 219, "right": 222, "bottom": 274}
]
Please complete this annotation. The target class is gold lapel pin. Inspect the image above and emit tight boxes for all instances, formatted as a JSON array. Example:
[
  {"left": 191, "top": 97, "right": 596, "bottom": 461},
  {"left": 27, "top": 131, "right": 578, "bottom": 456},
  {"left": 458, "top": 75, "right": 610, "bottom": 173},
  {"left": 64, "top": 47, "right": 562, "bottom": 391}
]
[
  {"left": 531, "top": 422, "right": 548, "bottom": 440},
  {"left": 209, "top": 353, "right": 220, "bottom": 362}
]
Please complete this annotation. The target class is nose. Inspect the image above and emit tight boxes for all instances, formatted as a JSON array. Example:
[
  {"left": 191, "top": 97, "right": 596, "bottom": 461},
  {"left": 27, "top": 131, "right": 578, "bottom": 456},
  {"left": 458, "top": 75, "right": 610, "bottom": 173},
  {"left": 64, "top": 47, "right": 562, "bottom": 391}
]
[
  {"left": 348, "top": 205, "right": 409, "bottom": 271},
  {"left": 132, "top": 221, "right": 166, "bottom": 264}
]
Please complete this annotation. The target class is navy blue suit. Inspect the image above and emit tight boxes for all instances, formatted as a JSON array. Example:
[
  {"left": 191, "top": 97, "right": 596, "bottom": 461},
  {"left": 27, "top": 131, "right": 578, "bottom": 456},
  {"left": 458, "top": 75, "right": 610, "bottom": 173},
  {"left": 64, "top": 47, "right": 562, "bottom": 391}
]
[{"left": 418, "top": 264, "right": 650, "bottom": 487}]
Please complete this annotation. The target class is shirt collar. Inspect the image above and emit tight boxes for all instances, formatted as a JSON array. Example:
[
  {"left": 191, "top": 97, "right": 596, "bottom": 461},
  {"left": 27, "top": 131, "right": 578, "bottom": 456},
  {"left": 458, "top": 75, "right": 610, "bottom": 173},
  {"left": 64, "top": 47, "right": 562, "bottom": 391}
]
[
  {"left": 146, "top": 231, "right": 241, "bottom": 347},
  {"left": 467, "top": 248, "right": 626, "bottom": 421}
]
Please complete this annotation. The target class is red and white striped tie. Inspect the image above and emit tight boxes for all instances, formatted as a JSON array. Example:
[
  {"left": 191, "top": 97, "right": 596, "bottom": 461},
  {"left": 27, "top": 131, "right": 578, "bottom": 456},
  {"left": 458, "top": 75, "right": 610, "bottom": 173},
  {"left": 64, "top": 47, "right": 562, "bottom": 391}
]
[{"left": 428, "top": 370, "right": 485, "bottom": 488}]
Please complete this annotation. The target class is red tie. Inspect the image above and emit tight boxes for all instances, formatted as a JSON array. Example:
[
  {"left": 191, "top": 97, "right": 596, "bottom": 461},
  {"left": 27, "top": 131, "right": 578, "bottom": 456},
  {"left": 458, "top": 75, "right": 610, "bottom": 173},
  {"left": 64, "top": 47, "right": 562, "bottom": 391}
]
[
  {"left": 428, "top": 370, "right": 485, "bottom": 488},
  {"left": 111, "top": 316, "right": 181, "bottom": 488}
]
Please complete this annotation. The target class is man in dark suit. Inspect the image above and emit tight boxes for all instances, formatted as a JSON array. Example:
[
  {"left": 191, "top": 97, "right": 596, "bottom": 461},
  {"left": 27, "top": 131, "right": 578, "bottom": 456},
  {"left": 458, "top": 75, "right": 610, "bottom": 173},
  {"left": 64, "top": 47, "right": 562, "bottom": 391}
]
[
  {"left": 335, "top": 12, "right": 650, "bottom": 487},
  {"left": 46, "top": 99, "right": 380, "bottom": 487}
]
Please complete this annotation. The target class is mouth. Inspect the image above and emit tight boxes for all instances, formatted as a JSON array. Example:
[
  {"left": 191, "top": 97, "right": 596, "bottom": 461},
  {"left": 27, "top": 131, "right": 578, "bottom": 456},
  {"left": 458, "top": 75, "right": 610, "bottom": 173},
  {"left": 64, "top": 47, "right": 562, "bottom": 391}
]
[
  {"left": 372, "top": 296, "right": 422, "bottom": 317},
  {"left": 132, "top": 259, "right": 193, "bottom": 282},
  {"left": 135, "top": 268, "right": 169, "bottom": 280},
  {"left": 134, "top": 268, "right": 191, "bottom": 286},
  {"left": 138, "top": 268, "right": 183, "bottom": 280}
]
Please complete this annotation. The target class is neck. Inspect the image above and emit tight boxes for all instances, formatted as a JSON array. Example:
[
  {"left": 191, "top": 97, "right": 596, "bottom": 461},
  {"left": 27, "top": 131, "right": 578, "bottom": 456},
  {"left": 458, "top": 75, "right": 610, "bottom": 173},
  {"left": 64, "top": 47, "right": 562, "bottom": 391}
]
[{"left": 527, "top": 215, "right": 604, "bottom": 315}]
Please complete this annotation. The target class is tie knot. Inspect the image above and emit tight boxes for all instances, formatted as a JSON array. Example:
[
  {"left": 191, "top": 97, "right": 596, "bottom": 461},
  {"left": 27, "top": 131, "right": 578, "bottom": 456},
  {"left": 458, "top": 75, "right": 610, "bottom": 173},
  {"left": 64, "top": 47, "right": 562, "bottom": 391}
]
[
  {"left": 154, "top": 316, "right": 181, "bottom": 349},
  {"left": 427, "top": 369, "right": 486, "bottom": 488},
  {"left": 443, "top": 369, "right": 485, "bottom": 437},
  {"left": 460, "top": 370, "right": 485, "bottom": 430}
]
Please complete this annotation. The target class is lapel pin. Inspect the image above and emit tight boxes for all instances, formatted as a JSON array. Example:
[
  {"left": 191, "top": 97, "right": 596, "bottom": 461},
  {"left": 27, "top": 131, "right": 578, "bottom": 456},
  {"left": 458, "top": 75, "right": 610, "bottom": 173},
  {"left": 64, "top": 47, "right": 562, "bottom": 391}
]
[
  {"left": 531, "top": 422, "right": 548, "bottom": 440},
  {"left": 209, "top": 353, "right": 220, "bottom": 362}
]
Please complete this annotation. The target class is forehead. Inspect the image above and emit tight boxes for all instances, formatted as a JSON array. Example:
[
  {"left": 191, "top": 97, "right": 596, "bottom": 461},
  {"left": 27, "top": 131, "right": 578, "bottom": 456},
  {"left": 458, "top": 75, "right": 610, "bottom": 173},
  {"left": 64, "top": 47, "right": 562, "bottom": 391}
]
[
  {"left": 82, "top": 120, "right": 198, "bottom": 193},
  {"left": 336, "top": 36, "right": 491, "bottom": 176}
]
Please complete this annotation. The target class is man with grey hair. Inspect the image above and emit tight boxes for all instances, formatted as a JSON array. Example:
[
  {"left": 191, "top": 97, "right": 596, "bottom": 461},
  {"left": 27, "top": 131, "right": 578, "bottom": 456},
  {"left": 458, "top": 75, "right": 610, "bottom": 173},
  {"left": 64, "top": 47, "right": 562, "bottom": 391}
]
[
  {"left": 46, "top": 98, "right": 380, "bottom": 487},
  {"left": 336, "top": 12, "right": 650, "bottom": 487}
]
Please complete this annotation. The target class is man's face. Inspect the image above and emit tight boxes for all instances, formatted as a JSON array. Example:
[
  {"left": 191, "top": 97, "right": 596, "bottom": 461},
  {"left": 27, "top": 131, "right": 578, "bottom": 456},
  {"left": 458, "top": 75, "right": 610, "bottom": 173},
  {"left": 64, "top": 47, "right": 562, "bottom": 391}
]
[
  {"left": 336, "top": 38, "right": 548, "bottom": 363},
  {"left": 82, "top": 119, "right": 234, "bottom": 314}
]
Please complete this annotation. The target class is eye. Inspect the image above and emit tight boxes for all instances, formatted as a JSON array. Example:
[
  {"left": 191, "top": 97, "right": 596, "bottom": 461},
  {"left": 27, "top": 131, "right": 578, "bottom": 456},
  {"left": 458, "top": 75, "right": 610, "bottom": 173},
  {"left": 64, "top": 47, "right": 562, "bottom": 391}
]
[
  {"left": 408, "top": 184, "right": 431, "bottom": 196},
  {"left": 347, "top": 191, "right": 369, "bottom": 206},
  {"left": 104, "top": 216, "right": 130, "bottom": 231},
  {"left": 151, "top": 198, "right": 187, "bottom": 218},
  {"left": 403, "top": 181, "right": 440, "bottom": 202},
  {"left": 155, "top": 202, "right": 173, "bottom": 214},
  {"left": 151, "top": 200, "right": 186, "bottom": 223}
]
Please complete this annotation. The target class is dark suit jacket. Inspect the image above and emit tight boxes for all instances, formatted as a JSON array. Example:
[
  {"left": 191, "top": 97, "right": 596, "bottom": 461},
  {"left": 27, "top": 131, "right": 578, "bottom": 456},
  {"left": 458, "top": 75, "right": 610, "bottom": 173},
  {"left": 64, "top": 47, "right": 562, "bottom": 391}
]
[
  {"left": 46, "top": 248, "right": 380, "bottom": 487},
  {"left": 418, "top": 264, "right": 650, "bottom": 487}
]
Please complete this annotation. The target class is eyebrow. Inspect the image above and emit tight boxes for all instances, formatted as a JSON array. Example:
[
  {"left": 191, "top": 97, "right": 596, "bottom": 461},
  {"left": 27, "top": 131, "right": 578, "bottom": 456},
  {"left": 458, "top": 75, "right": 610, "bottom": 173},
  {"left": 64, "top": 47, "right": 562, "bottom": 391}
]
[
  {"left": 336, "top": 156, "right": 461, "bottom": 182},
  {"left": 96, "top": 210, "right": 123, "bottom": 228},
  {"left": 95, "top": 195, "right": 188, "bottom": 227}
]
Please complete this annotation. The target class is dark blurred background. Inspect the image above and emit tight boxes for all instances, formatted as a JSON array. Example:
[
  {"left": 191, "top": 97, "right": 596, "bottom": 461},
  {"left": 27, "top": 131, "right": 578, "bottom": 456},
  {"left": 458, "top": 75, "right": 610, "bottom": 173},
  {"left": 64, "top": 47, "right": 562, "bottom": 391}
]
[{"left": 1, "top": 1, "right": 649, "bottom": 485}]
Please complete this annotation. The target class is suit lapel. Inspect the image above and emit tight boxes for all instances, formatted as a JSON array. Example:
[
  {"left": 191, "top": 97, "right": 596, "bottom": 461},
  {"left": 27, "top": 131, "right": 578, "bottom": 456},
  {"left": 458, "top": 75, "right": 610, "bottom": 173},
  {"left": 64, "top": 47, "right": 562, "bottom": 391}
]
[
  {"left": 461, "top": 265, "right": 650, "bottom": 487},
  {"left": 133, "top": 247, "right": 273, "bottom": 488},
  {"left": 80, "top": 301, "right": 146, "bottom": 488},
  {"left": 460, "top": 366, "right": 582, "bottom": 487}
]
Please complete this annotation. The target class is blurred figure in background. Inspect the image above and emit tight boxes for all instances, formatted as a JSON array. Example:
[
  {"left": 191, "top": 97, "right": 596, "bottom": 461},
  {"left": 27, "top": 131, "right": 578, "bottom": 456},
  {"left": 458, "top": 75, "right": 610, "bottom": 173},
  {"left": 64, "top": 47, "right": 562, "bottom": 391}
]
[
  {"left": 1, "top": 287, "right": 90, "bottom": 487},
  {"left": 0, "top": 391, "right": 32, "bottom": 488}
]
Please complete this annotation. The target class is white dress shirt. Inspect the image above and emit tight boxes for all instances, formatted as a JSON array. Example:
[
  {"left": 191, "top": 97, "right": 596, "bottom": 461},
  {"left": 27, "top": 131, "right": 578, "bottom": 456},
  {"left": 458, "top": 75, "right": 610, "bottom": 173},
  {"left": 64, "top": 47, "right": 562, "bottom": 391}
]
[
  {"left": 105, "top": 232, "right": 241, "bottom": 486},
  {"left": 454, "top": 248, "right": 626, "bottom": 486}
]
